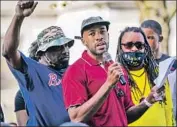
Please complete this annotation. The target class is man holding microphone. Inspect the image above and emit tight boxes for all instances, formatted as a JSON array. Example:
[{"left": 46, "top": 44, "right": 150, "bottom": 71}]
[{"left": 62, "top": 16, "right": 164, "bottom": 126}]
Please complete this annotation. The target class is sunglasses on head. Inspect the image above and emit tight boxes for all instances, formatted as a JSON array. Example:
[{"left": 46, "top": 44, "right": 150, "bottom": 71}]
[{"left": 121, "top": 41, "right": 145, "bottom": 50}]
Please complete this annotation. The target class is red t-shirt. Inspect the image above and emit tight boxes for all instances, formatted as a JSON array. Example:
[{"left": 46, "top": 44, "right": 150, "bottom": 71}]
[{"left": 62, "top": 50, "right": 134, "bottom": 126}]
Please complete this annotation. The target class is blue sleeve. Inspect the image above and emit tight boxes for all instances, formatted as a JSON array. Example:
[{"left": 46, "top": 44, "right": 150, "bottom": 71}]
[{"left": 7, "top": 51, "right": 35, "bottom": 91}]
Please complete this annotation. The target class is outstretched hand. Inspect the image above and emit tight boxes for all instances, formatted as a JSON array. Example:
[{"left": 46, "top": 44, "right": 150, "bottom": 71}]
[
  {"left": 146, "top": 85, "right": 165, "bottom": 104},
  {"left": 15, "top": 0, "right": 38, "bottom": 17}
]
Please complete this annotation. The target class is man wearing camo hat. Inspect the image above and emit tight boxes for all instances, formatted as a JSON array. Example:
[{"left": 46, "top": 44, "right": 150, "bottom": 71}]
[{"left": 2, "top": 0, "right": 75, "bottom": 126}]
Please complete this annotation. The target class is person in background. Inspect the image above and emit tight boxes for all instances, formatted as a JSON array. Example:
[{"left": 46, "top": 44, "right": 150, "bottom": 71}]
[
  {"left": 116, "top": 26, "right": 175, "bottom": 126},
  {"left": 141, "top": 20, "right": 176, "bottom": 122},
  {"left": 14, "top": 90, "right": 28, "bottom": 126}
]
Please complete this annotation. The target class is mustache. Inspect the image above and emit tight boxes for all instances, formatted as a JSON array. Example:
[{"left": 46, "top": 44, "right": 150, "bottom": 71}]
[
  {"left": 59, "top": 54, "right": 70, "bottom": 60},
  {"left": 96, "top": 41, "right": 106, "bottom": 46}
]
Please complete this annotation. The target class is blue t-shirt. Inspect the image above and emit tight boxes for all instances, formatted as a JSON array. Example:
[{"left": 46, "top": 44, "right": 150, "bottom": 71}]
[{"left": 8, "top": 52, "right": 70, "bottom": 126}]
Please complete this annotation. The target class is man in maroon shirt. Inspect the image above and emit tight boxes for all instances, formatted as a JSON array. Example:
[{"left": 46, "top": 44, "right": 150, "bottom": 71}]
[{"left": 62, "top": 16, "right": 164, "bottom": 126}]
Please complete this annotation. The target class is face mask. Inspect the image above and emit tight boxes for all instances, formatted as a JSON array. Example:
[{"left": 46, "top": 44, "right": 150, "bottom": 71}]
[{"left": 122, "top": 52, "right": 146, "bottom": 67}]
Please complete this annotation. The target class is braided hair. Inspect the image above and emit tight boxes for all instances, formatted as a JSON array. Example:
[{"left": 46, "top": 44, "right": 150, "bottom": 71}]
[
  {"left": 116, "top": 27, "right": 159, "bottom": 89},
  {"left": 28, "top": 40, "right": 40, "bottom": 61}
]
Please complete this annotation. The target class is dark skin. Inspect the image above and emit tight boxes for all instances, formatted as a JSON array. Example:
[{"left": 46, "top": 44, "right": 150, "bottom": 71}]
[
  {"left": 121, "top": 31, "right": 165, "bottom": 123},
  {"left": 2, "top": 0, "right": 68, "bottom": 71},
  {"left": 2, "top": 0, "right": 38, "bottom": 70},
  {"left": 2, "top": 1, "right": 71, "bottom": 126},
  {"left": 141, "top": 27, "right": 163, "bottom": 59},
  {"left": 39, "top": 44, "right": 70, "bottom": 69},
  {"left": 67, "top": 25, "right": 164, "bottom": 124}
]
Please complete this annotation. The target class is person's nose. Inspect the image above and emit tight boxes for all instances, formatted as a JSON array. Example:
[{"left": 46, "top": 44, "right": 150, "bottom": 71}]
[
  {"left": 147, "top": 40, "right": 154, "bottom": 48},
  {"left": 131, "top": 45, "right": 139, "bottom": 52},
  {"left": 62, "top": 45, "right": 69, "bottom": 54},
  {"left": 95, "top": 32, "right": 103, "bottom": 41},
  {"left": 64, "top": 45, "right": 69, "bottom": 51}
]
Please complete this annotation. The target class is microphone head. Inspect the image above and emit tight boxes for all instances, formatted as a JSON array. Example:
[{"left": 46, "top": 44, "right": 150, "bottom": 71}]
[{"left": 103, "top": 52, "right": 112, "bottom": 62}]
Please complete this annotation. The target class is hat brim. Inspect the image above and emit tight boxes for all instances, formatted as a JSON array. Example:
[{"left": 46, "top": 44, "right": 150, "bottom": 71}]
[
  {"left": 37, "top": 37, "right": 74, "bottom": 53},
  {"left": 81, "top": 21, "right": 110, "bottom": 34}
]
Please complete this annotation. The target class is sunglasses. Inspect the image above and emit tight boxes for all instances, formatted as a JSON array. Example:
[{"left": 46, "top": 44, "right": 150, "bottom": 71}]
[{"left": 121, "top": 41, "right": 145, "bottom": 50}]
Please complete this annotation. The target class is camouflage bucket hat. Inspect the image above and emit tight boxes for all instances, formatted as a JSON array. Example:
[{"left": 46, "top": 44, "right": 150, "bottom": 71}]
[{"left": 36, "top": 26, "right": 74, "bottom": 55}]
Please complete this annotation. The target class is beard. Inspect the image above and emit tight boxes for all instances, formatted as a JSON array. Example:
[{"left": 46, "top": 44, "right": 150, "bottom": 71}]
[
  {"left": 54, "top": 60, "right": 69, "bottom": 69},
  {"left": 45, "top": 54, "right": 69, "bottom": 70},
  {"left": 89, "top": 44, "right": 109, "bottom": 56},
  {"left": 51, "top": 56, "right": 69, "bottom": 69}
]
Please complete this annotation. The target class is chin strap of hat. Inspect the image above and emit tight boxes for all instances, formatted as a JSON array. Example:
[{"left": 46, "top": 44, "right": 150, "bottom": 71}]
[
  {"left": 44, "top": 54, "right": 56, "bottom": 67},
  {"left": 44, "top": 54, "right": 65, "bottom": 69}
]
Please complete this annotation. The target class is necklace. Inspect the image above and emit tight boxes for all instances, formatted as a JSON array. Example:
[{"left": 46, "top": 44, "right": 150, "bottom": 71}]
[
  {"left": 130, "top": 69, "right": 145, "bottom": 77},
  {"left": 131, "top": 71, "right": 147, "bottom": 102}
]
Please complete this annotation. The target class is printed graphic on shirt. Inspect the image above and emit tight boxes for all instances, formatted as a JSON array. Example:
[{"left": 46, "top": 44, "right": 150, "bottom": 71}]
[{"left": 48, "top": 73, "right": 61, "bottom": 86}]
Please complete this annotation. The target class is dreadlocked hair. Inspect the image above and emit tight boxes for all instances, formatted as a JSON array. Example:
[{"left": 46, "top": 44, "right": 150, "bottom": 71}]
[
  {"left": 116, "top": 27, "right": 159, "bottom": 89},
  {"left": 28, "top": 40, "right": 40, "bottom": 61}
]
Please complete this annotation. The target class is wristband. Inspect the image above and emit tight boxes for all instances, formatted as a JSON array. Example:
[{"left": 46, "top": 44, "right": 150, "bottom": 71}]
[{"left": 143, "top": 98, "right": 153, "bottom": 107}]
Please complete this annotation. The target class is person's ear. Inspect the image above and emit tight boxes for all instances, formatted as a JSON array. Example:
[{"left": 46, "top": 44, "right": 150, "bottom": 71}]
[
  {"left": 159, "top": 35, "right": 163, "bottom": 42},
  {"left": 81, "top": 38, "right": 87, "bottom": 46}
]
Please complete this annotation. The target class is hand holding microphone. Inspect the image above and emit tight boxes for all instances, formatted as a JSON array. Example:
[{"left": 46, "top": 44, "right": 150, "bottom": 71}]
[{"left": 103, "top": 52, "right": 126, "bottom": 86}]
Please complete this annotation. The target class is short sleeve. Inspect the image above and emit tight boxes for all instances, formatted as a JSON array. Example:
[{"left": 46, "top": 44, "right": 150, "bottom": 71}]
[
  {"left": 14, "top": 90, "right": 26, "bottom": 112},
  {"left": 62, "top": 64, "right": 88, "bottom": 109},
  {"left": 7, "top": 51, "right": 34, "bottom": 90}
]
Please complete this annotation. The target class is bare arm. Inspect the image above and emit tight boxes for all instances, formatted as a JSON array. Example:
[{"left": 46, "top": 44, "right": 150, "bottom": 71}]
[
  {"left": 2, "top": 0, "right": 38, "bottom": 69},
  {"left": 67, "top": 63, "right": 123, "bottom": 123},
  {"left": 68, "top": 82, "right": 113, "bottom": 123},
  {"left": 15, "top": 110, "right": 28, "bottom": 126},
  {"left": 2, "top": 15, "right": 24, "bottom": 69},
  {"left": 126, "top": 100, "right": 149, "bottom": 123}
]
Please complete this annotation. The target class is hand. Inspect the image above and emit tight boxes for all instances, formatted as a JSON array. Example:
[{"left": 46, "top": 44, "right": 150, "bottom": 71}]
[
  {"left": 15, "top": 0, "right": 38, "bottom": 18},
  {"left": 106, "top": 62, "right": 124, "bottom": 88},
  {"left": 146, "top": 85, "right": 165, "bottom": 104}
]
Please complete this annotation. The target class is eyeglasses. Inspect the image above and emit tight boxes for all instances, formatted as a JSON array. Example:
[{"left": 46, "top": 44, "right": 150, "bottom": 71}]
[{"left": 121, "top": 41, "right": 145, "bottom": 50}]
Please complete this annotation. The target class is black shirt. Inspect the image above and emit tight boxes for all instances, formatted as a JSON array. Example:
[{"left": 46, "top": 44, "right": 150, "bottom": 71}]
[
  {"left": 14, "top": 90, "right": 28, "bottom": 115},
  {"left": 156, "top": 54, "right": 170, "bottom": 64},
  {"left": 0, "top": 105, "right": 4, "bottom": 122}
]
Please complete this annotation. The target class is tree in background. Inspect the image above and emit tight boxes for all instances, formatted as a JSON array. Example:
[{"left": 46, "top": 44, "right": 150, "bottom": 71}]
[{"left": 136, "top": 0, "right": 176, "bottom": 54}]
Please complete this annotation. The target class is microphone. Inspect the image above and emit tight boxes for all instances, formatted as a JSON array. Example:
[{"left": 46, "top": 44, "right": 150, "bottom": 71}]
[{"left": 103, "top": 52, "right": 126, "bottom": 85}]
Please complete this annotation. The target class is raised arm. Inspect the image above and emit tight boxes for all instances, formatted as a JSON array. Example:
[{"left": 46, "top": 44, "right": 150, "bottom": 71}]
[{"left": 2, "top": 0, "right": 38, "bottom": 69}]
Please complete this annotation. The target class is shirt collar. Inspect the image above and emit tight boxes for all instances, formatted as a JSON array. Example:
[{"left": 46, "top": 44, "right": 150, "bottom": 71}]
[{"left": 81, "top": 50, "right": 101, "bottom": 66}]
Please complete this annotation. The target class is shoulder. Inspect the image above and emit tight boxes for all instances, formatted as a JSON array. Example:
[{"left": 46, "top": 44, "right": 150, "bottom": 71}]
[
  {"left": 158, "top": 54, "right": 170, "bottom": 62},
  {"left": 63, "top": 58, "right": 87, "bottom": 82},
  {"left": 15, "top": 90, "right": 23, "bottom": 99},
  {"left": 65, "top": 58, "right": 85, "bottom": 74}
]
